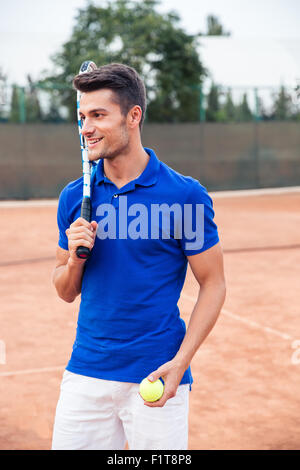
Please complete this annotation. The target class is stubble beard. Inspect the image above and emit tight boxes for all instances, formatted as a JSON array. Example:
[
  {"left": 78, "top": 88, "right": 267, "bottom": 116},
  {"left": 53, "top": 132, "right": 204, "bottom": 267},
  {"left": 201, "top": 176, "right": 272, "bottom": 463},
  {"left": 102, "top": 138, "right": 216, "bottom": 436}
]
[{"left": 88, "top": 121, "right": 130, "bottom": 161}]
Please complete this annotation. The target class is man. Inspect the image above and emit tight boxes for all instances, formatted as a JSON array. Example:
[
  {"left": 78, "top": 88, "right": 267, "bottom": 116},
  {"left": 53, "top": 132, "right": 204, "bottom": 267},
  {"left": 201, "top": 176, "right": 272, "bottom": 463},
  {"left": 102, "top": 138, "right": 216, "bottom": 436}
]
[{"left": 51, "top": 63, "right": 226, "bottom": 450}]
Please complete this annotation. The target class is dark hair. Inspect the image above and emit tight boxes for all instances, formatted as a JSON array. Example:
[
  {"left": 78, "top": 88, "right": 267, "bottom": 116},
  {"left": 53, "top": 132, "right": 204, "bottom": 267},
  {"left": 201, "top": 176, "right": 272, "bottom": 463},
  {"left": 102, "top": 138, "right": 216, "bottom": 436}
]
[{"left": 73, "top": 63, "right": 147, "bottom": 130}]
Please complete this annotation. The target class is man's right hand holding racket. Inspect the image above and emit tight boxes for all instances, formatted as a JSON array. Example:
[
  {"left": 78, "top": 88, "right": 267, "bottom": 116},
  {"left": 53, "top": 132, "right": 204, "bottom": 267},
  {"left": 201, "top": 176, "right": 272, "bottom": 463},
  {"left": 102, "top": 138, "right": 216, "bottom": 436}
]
[
  {"left": 66, "top": 218, "right": 98, "bottom": 265},
  {"left": 52, "top": 218, "right": 98, "bottom": 303}
]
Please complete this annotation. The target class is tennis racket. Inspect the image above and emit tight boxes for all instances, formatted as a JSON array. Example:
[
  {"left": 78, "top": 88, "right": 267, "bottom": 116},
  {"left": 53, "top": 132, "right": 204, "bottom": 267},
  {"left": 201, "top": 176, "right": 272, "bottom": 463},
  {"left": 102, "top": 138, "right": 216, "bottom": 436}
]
[{"left": 76, "top": 60, "right": 97, "bottom": 259}]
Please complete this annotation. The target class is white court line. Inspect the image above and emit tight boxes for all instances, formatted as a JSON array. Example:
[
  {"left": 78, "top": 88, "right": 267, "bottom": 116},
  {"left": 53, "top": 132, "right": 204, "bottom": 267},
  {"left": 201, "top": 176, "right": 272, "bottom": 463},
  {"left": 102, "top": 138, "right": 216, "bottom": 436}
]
[
  {"left": 0, "top": 365, "right": 65, "bottom": 377},
  {"left": 0, "top": 199, "right": 58, "bottom": 208},
  {"left": 181, "top": 293, "right": 294, "bottom": 341},
  {"left": 0, "top": 186, "right": 300, "bottom": 208},
  {"left": 210, "top": 186, "right": 300, "bottom": 198}
]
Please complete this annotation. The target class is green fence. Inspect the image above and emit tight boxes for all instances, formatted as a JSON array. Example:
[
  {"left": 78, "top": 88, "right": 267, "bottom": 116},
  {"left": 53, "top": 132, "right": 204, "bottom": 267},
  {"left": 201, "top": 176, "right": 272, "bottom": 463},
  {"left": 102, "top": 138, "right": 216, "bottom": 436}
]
[
  {"left": 2, "top": 82, "right": 300, "bottom": 125},
  {"left": 0, "top": 122, "right": 299, "bottom": 199}
]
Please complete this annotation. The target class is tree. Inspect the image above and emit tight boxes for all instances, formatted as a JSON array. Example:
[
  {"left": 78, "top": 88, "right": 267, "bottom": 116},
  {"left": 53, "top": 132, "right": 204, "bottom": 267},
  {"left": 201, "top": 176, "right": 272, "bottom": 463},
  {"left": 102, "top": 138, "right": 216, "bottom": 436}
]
[
  {"left": 0, "top": 68, "right": 8, "bottom": 121},
  {"left": 41, "top": 0, "right": 206, "bottom": 122},
  {"left": 205, "top": 82, "right": 221, "bottom": 122},
  {"left": 9, "top": 84, "right": 20, "bottom": 123},
  {"left": 235, "top": 93, "right": 253, "bottom": 122},
  {"left": 42, "top": 89, "right": 65, "bottom": 122},
  {"left": 26, "top": 75, "right": 43, "bottom": 122},
  {"left": 222, "top": 88, "right": 236, "bottom": 122},
  {"left": 203, "top": 14, "right": 231, "bottom": 36},
  {"left": 255, "top": 95, "right": 271, "bottom": 121},
  {"left": 272, "top": 85, "right": 294, "bottom": 121}
]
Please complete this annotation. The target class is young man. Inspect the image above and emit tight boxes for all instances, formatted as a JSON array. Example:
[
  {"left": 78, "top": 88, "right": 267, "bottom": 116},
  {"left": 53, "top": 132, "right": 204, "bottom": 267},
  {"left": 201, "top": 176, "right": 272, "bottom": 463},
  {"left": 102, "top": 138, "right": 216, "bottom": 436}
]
[{"left": 51, "top": 63, "right": 226, "bottom": 450}]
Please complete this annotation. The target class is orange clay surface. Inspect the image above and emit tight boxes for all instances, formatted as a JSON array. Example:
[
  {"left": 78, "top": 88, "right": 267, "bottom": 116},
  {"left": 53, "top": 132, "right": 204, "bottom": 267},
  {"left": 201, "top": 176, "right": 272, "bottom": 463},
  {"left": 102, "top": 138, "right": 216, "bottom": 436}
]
[{"left": 0, "top": 191, "right": 300, "bottom": 450}]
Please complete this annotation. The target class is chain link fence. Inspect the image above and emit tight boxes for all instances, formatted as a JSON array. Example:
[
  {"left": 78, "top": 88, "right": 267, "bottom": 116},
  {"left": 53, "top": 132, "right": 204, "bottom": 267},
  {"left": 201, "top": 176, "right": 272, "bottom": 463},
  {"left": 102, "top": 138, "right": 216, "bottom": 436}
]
[
  {"left": 0, "top": 120, "right": 299, "bottom": 199},
  {"left": 1, "top": 81, "right": 300, "bottom": 124}
]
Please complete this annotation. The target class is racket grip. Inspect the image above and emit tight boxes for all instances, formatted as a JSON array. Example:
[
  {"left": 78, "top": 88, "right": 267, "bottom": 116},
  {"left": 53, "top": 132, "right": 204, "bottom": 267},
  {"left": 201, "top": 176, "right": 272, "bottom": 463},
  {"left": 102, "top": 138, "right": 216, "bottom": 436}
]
[
  {"left": 80, "top": 196, "right": 92, "bottom": 222},
  {"left": 76, "top": 197, "right": 92, "bottom": 260}
]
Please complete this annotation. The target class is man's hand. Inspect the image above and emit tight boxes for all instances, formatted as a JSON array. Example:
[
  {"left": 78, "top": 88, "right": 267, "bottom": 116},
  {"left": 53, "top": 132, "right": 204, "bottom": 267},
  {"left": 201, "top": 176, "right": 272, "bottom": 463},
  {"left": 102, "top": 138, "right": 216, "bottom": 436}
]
[
  {"left": 141, "top": 358, "right": 187, "bottom": 408},
  {"left": 65, "top": 218, "right": 98, "bottom": 264}
]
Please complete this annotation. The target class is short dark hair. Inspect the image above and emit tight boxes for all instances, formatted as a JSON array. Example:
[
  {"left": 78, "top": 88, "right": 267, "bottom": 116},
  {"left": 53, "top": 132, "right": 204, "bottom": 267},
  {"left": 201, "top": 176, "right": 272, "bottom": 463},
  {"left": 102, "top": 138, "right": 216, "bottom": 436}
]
[{"left": 73, "top": 63, "right": 147, "bottom": 130}]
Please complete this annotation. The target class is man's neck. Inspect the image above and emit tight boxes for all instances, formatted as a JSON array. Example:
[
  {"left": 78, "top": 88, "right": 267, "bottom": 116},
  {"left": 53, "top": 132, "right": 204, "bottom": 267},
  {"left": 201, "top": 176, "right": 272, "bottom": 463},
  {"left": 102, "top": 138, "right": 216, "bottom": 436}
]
[{"left": 103, "top": 143, "right": 149, "bottom": 189}]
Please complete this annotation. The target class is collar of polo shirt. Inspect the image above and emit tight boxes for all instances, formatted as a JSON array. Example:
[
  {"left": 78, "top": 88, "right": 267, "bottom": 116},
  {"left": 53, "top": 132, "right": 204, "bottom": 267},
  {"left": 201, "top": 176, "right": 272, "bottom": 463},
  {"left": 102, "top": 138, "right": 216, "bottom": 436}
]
[{"left": 94, "top": 147, "right": 160, "bottom": 188}]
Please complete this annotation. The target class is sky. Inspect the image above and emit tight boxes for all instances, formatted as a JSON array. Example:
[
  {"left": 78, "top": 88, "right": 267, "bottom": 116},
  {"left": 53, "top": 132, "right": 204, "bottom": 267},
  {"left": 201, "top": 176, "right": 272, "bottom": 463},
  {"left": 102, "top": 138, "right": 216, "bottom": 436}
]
[{"left": 0, "top": 0, "right": 300, "bottom": 88}]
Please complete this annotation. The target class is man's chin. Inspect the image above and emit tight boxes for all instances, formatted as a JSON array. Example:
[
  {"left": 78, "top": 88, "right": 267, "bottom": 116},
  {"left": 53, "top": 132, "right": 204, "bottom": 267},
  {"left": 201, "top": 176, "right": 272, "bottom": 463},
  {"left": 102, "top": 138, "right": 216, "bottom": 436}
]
[{"left": 88, "top": 151, "right": 102, "bottom": 161}]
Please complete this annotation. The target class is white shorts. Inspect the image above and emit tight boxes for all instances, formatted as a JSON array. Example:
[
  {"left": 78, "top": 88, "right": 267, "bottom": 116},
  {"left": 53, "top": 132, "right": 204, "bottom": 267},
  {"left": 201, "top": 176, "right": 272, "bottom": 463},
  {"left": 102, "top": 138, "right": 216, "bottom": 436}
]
[{"left": 52, "top": 370, "right": 190, "bottom": 450}]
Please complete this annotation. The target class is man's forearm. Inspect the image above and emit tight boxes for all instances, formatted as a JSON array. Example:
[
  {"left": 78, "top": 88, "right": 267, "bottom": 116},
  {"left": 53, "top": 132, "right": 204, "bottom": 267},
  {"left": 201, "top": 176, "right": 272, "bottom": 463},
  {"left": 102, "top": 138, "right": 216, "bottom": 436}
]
[
  {"left": 175, "top": 280, "right": 226, "bottom": 369},
  {"left": 53, "top": 259, "right": 85, "bottom": 303}
]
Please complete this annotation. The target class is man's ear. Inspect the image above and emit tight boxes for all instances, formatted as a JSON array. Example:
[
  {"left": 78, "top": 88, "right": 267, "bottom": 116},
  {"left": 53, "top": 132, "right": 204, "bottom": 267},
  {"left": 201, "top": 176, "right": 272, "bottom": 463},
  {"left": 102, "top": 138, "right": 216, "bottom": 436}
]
[{"left": 128, "top": 105, "right": 142, "bottom": 129}]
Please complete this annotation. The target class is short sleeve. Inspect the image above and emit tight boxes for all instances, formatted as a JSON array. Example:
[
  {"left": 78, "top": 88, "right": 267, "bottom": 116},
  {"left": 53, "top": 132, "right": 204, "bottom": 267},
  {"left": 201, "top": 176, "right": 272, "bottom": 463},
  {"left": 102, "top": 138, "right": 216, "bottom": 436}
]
[
  {"left": 180, "top": 182, "right": 219, "bottom": 256},
  {"left": 57, "top": 186, "right": 71, "bottom": 251}
]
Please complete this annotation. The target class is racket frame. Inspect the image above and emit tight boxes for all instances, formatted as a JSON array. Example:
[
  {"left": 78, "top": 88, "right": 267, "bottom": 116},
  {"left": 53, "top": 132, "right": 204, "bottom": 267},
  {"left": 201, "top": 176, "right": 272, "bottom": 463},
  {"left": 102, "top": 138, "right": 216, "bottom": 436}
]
[{"left": 75, "top": 61, "right": 97, "bottom": 259}]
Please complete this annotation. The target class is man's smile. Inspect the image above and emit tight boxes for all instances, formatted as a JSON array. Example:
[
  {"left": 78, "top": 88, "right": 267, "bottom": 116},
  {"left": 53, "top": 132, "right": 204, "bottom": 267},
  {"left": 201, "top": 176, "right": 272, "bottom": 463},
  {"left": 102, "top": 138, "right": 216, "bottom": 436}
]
[{"left": 87, "top": 137, "right": 103, "bottom": 147}]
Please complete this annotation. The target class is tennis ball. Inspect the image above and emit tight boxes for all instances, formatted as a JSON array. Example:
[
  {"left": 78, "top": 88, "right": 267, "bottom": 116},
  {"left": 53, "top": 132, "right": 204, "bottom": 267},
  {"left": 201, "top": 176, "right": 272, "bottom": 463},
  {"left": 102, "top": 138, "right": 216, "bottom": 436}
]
[{"left": 139, "top": 377, "right": 164, "bottom": 402}]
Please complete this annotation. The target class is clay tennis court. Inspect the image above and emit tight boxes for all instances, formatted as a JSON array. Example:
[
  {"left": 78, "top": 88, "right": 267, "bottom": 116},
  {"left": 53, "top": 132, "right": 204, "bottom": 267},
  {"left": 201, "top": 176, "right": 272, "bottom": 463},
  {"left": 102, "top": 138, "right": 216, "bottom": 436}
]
[{"left": 0, "top": 187, "right": 300, "bottom": 450}]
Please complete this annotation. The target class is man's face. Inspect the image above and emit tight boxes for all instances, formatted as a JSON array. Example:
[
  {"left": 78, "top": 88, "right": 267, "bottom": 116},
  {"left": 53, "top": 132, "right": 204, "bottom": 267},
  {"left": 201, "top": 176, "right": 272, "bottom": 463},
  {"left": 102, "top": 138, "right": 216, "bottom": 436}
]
[{"left": 79, "top": 88, "right": 130, "bottom": 161}]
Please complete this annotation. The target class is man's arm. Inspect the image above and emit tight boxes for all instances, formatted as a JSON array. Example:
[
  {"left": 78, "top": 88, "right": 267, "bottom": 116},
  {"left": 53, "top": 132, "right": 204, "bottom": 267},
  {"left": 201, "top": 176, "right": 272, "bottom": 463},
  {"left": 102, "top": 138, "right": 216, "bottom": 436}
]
[
  {"left": 52, "top": 246, "right": 85, "bottom": 303},
  {"left": 143, "top": 242, "right": 226, "bottom": 407},
  {"left": 52, "top": 218, "right": 98, "bottom": 303}
]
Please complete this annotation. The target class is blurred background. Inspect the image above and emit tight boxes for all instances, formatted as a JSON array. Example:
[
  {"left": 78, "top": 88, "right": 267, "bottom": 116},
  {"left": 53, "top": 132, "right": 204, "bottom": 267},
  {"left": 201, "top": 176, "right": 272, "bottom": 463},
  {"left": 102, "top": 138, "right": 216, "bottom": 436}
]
[{"left": 0, "top": 0, "right": 299, "bottom": 197}]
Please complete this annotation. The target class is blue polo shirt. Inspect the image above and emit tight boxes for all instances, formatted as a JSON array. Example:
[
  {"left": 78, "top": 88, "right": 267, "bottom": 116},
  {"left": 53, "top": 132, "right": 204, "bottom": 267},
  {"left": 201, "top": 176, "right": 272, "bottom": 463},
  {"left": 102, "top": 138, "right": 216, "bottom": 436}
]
[{"left": 57, "top": 147, "right": 219, "bottom": 387}]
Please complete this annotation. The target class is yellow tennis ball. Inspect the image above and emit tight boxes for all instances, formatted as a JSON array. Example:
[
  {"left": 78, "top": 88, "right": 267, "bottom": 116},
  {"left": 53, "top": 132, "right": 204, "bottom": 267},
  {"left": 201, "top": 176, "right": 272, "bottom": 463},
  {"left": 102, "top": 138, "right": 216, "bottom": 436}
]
[{"left": 139, "top": 377, "right": 164, "bottom": 402}]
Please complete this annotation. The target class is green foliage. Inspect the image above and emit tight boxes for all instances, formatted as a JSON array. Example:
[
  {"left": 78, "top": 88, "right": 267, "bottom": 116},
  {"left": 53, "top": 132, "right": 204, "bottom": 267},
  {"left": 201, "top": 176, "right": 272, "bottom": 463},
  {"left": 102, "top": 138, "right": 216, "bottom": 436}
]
[
  {"left": 42, "top": 0, "right": 206, "bottom": 122},
  {"left": 204, "top": 15, "right": 231, "bottom": 36},
  {"left": 235, "top": 93, "right": 253, "bottom": 122},
  {"left": 5, "top": 2, "right": 299, "bottom": 124},
  {"left": 9, "top": 85, "right": 20, "bottom": 123},
  {"left": 9, "top": 79, "right": 43, "bottom": 123},
  {"left": 26, "top": 76, "right": 43, "bottom": 122},
  {"left": 0, "top": 69, "right": 8, "bottom": 121},
  {"left": 206, "top": 85, "right": 254, "bottom": 122},
  {"left": 42, "top": 89, "right": 65, "bottom": 123},
  {"left": 272, "top": 85, "right": 294, "bottom": 121},
  {"left": 223, "top": 89, "right": 236, "bottom": 122},
  {"left": 205, "top": 82, "right": 221, "bottom": 122}
]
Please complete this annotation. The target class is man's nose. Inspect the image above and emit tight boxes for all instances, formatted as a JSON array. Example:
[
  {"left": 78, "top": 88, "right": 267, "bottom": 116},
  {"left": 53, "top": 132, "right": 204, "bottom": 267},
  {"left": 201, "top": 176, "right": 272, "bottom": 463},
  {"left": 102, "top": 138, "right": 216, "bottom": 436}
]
[{"left": 81, "top": 118, "right": 95, "bottom": 136}]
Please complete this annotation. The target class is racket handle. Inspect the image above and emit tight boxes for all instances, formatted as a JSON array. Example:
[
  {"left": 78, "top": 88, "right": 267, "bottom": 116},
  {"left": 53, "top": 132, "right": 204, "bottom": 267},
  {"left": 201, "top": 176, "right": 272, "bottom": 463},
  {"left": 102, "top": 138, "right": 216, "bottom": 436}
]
[
  {"left": 80, "top": 196, "right": 92, "bottom": 222},
  {"left": 76, "top": 246, "right": 91, "bottom": 259},
  {"left": 76, "top": 197, "right": 92, "bottom": 259}
]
